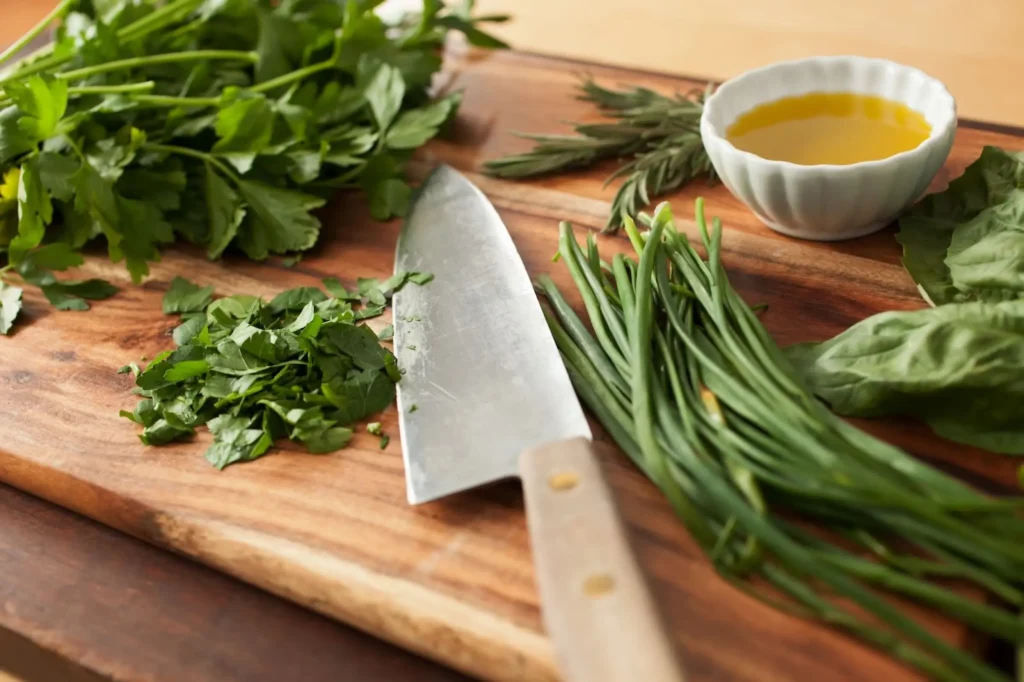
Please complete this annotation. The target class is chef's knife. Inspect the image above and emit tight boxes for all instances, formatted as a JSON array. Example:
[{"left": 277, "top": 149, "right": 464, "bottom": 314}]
[{"left": 393, "top": 165, "right": 685, "bottom": 682}]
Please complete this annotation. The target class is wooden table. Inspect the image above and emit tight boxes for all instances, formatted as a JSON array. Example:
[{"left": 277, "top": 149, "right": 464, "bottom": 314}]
[
  {"left": 2, "top": 4, "right": 1023, "bottom": 682},
  {"left": 0, "top": 482, "right": 469, "bottom": 682}
]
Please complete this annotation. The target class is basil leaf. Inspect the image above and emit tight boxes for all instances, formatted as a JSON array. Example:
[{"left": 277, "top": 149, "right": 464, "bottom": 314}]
[
  {"left": 897, "top": 146, "right": 1024, "bottom": 305},
  {"left": 787, "top": 299, "right": 1024, "bottom": 454}
]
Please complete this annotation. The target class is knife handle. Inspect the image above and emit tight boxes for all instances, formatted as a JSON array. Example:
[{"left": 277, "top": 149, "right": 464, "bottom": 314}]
[{"left": 519, "top": 437, "right": 686, "bottom": 682}]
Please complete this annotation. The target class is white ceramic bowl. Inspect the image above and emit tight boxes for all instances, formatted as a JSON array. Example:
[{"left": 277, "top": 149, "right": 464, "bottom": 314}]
[{"left": 700, "top": 56, "right": 957, "bottom": 241}]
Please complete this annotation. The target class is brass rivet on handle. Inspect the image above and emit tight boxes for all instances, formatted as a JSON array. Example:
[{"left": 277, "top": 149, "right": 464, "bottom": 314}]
[
  {"left": 582, "top": 573, "right": 615, "bottom": 597},
  {"left": 548, "top": 470, "right": 579, "bottom": 491}
]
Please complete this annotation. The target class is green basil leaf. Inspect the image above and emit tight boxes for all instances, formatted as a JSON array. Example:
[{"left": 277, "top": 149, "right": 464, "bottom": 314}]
[
  {"left": 786, "top": 299, "right": 1024, "bottom": 454},
  {"left": 897, "top": 146, "right": 1024, "bottom": 305}
]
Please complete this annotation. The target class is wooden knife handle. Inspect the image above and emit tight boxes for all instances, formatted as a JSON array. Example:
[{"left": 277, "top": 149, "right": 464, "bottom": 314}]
[{"left": 519, "top": 437, "right": 686, "bottom": 682}]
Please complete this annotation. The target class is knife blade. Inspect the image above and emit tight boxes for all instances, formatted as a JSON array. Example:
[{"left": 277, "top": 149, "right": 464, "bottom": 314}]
[
  {"left": 393, "top": 165, "right": 685, "bottom": 682},
  {"left": 393, "top": 164, "right": 590, "bottom": 504}
]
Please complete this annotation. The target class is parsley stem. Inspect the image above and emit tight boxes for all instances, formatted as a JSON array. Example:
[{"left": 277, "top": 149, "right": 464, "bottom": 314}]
[
  {"left": 143, "top": 143, "right": 239, "bottom": 182},
  {"left": 131, "top": 59, "right": 337, "bottom": 109},
  {"left": 249, "top": 60, "right": 336, "bottom": 94},
  {"left": 70, "top": 81, "right": 156, "bottom": 96},
  {"left": 0, "top": 0, "right": 73, "bottom": 69},
  {"left": 57, "top": 51, "right": 259, "bottom": 83},
  {"left": 132, "top": 94, "right": 221, "bottom": 108},
  {"left": 0, "top": 82, "right": 157, "bottom": 108},
  {"left": 117, "top": 0, "right": 204, "bottom": 43},
  {"left": 0, "top": 0, "right": 203, "bottom": 85}
]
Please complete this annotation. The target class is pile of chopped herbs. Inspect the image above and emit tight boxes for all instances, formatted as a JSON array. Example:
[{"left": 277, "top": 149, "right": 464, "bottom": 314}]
[
  {"left": 0, "top": 0, "right": 507, "bottom": 334},
  {"left": 120, "top": 273, "right": 424, "bottom": 468},
  {"left": 483, "top": 78, "right": 713, "bottom": 232},
  {"left": 541, "top": 199, "right": 1024, "bottom": 682}
]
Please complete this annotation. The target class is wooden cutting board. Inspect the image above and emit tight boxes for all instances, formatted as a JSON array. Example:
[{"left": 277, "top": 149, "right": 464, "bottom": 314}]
[{"left": 1, "top": 47, "right": 1021, "bottom": 682}]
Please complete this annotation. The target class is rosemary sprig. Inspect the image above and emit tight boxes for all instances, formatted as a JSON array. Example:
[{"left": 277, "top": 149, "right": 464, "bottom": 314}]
[{"left": 483, "top": 78, "right": 715, "bottom": 232}]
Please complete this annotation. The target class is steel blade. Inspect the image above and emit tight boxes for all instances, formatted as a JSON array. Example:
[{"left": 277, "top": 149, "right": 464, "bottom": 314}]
[{"left": 393, "top": 165, "right": 591, "bottom": 504}]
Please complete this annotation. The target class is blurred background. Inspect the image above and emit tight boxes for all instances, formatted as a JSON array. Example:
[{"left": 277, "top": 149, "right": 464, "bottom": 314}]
[
  {"left": 473, "top": 0, "right": 1021, "bottom": 127},
  {"left": 4, "top": 0, "right": 1021, "bottom": 125}
]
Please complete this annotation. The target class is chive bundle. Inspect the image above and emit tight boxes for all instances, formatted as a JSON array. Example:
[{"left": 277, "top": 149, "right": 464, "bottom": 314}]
[{"left": 539, "top": 199, "right": 1024, "bottom": 682}]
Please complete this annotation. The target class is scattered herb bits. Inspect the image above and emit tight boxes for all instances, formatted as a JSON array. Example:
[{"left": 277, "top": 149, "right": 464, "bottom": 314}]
[{"left": 120, "top": 275, "right": 425, "bottom": 468}]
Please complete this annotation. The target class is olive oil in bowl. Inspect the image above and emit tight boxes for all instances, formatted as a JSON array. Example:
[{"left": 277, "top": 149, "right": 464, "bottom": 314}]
[{"left": 725, "top": 92, "right": 931, "bottom": 165}]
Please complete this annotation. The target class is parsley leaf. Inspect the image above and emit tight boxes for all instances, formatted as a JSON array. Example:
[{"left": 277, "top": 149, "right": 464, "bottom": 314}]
[
  {"left": 205, "top": 414, "right": 273, "bottom": 469},
  {"left": 8, "top": 157, "right": 51, "bottom": 262},
  {"left": 322, "top": 276, "right": 360, "bottom": 301},
  {"left": 173, "top": 315, "right": 207, "bottom": 346},
  {"left": 41, "top": 279, "right": 118, "bottom": 311},
  {"left": 213, "top": 94, "right": 276, "bottom": 174},
  {"left": 5, "top": 75, "right": 68, "bottom": 142},
  {"left": 0, "top": 282, "right": 23, "bottom": 335},
  {"left": 235, "top": 180, "right": 325, "bottom": 260},
  {"left": 363, "top": 63, "right": 406, "bottom": 131},
  {"left": 163, "top": 276, "right": 215, "bottom": 314},
  {"left": 203, "top": 164, "right": 246, "bottom": 259},
  {"left": 385, "top": 96, "right": 458, "bottom": 150}
]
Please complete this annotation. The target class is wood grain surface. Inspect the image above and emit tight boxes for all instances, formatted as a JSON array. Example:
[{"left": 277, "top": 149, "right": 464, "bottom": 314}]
[
  {"left": 0, "top": 482, "right": 468, "bottom": 682},
  {"left": 0, "top": 44, "right": 1022, "bottom": 682}
]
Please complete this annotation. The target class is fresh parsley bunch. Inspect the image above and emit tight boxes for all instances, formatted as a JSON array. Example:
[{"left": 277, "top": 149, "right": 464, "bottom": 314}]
[
  {"left": 121, "top": 272, "right": 427, "bottom": 468},
  {"left": 0, "top": 0, "right": 507, "bottom": 333}
]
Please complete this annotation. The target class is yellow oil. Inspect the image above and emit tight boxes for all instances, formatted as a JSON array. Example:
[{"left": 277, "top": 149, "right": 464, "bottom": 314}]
[{"left": 725, "top": 92, "right": 931, "bottom": 165}]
